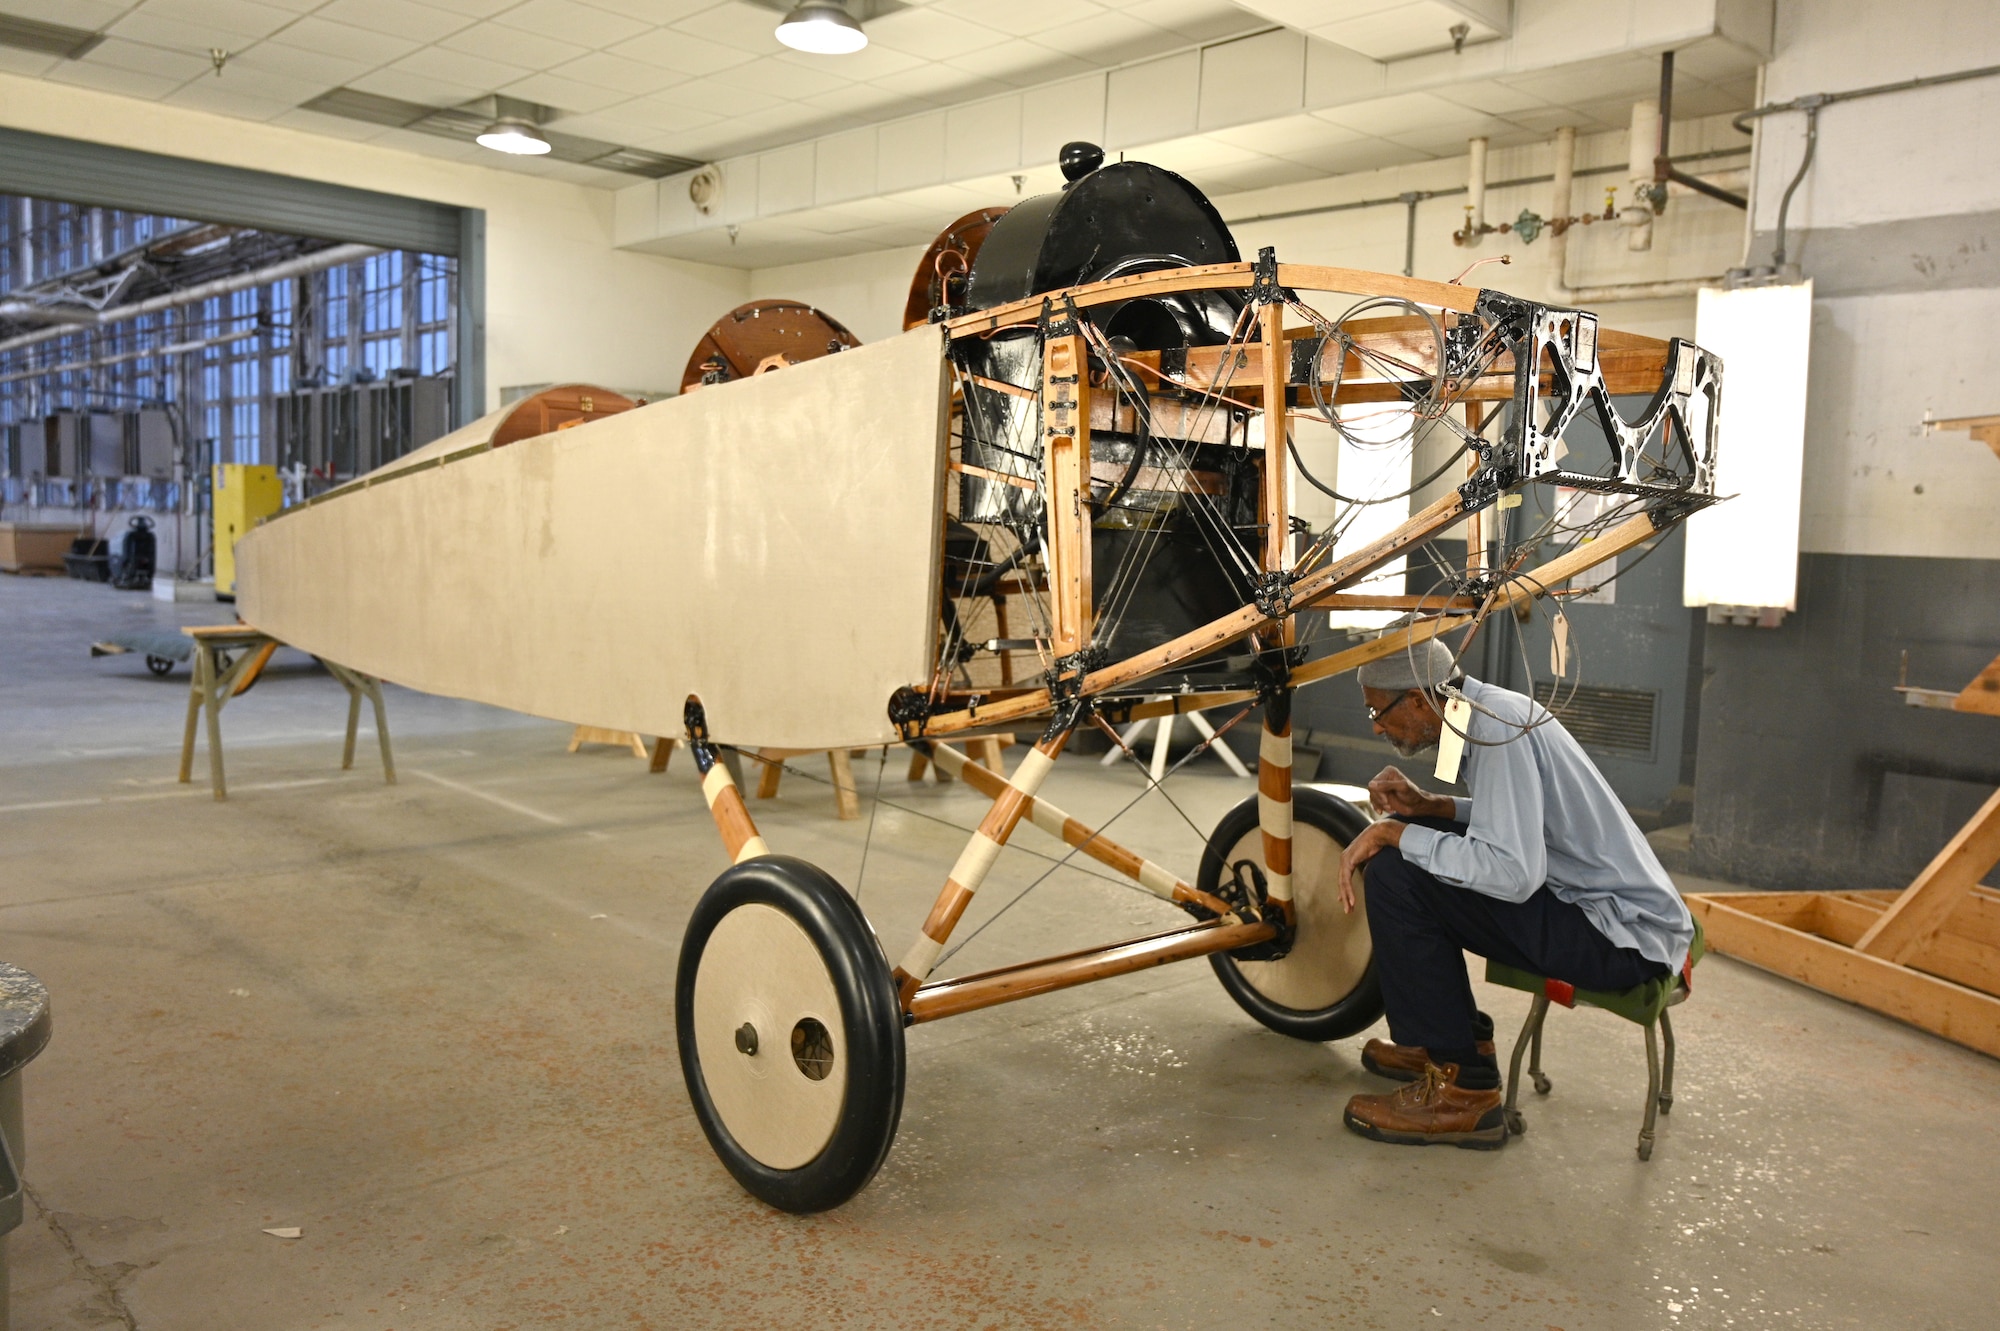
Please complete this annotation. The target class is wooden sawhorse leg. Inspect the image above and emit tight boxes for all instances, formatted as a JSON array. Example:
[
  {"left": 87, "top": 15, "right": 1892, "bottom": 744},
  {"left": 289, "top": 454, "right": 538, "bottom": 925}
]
[
  {"left": 178, "top": 642, "right": 268, "bottom": 801},
  {"left": 323, "top": 661, "right": 396, "bottom": 785}
]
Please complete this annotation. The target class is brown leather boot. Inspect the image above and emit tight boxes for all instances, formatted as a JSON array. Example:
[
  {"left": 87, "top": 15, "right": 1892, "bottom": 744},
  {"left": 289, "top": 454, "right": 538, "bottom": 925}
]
[
  {"left": 1362, "top": 1036, "right": 1496, "bottom": 1082},
  {"left": 1343, "top": 1062, "right": 1507, "bottom": 1149}
]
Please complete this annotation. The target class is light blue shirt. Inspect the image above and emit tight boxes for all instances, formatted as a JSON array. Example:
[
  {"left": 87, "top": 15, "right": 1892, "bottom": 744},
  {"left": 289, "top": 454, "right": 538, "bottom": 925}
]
[{"left": 1396, "top": 677, "right": 1694, "bottom": 974}]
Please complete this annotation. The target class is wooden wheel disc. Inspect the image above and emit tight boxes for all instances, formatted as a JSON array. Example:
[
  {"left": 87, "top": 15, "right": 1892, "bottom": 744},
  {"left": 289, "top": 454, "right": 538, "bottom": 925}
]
[
  {"left": 691, "top": 902, "right": 849, "bottom": 1170},
  {"left": 1218, "top": 815, "right": 1373, "bottom": 1010}
]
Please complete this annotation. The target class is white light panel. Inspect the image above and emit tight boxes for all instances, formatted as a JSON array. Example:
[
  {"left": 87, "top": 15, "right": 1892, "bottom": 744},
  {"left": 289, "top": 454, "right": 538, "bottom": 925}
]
[{"left": 1683, "top": 280, "right": 1813, "bottom": 613}]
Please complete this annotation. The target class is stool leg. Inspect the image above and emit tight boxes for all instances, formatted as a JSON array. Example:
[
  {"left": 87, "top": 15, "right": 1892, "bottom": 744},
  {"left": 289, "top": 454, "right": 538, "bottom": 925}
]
[
  {"left": 179, "top": 646, "right": 206, "bottom": 784},
  {"left": 1638, "top": 1020, "right": 1662, "bottom": 1162},
  {"left": 1503, "top": 995, "right": 1547, "bottom": 1136},
  {"left": 1530, "top": 1007, "right": 1552, "bottom": 1096},
  {"left": 1658, "top": 1007, "right": 1677, "bottom": 1115}
]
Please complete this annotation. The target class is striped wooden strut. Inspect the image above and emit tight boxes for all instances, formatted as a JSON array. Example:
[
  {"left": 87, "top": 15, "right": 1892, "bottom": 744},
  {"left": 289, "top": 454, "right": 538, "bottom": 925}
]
[{"left": 894, "top": 733, "right": 1070, "bottom": 1003}]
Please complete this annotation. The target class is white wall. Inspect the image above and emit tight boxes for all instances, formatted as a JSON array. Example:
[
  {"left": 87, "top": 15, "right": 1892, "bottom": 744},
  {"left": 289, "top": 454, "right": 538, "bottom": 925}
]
[
  {"left": 1754, "top": 0, "right": 2000, "bottom": 559},
  {"left": 751, "top": 117, "right": 1753, "bottom": 350},
  {"left": 747, "top": 245, "right": 928, "bottom": 346},
  {"left": 0, "top": 74, "right": 750, "bottom": 411}
]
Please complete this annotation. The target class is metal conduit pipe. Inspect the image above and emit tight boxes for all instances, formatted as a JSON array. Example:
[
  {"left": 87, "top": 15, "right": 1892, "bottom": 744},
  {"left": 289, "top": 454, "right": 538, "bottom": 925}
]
[{"left": 0, "top": 242, "right": 383, "bottom": 359}]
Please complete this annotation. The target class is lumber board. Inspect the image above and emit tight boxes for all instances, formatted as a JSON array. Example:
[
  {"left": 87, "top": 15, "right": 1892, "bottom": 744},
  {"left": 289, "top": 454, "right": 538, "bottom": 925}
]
[
  {"left": 1855, "top": 787, "right": 2000, "bottom": 962},
  {"left": 1816, "top": 893, "right": 2000, "bottom": 998},
  {"left": 1687, "top": 893, "right": 2000, "bottom": 1059}
]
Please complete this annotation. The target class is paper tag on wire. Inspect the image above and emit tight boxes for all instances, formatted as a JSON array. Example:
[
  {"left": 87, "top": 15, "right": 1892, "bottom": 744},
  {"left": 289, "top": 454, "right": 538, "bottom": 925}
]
[
  {"left": 1434, "top": 695, "right": 1471, "bottom": 784},
  {"left": 1550, "top": 612, "right": 1570, "bottom": 677}
]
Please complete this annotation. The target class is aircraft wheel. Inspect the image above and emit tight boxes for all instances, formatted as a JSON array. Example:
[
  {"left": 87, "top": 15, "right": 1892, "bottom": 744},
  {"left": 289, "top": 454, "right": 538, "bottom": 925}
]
[
  {"left": 676, "top": 855, "right": 904, "bottom": 1213},
  {"left": 1202, "top": 787, "right": 1385, "bottom": 1042},
  {"left": 145, "top": 654, "right": 175, "bottom": 676}
]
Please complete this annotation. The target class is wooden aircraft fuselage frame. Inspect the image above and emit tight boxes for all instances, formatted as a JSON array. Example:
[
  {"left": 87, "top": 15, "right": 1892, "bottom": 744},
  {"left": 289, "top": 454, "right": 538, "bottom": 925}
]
[{"left": 678, "top": 254, "right": 1723, "bottom": 1026}]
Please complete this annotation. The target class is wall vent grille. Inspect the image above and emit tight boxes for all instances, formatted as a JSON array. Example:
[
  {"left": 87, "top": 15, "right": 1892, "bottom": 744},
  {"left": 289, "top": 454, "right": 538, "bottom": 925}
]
[{"left": 1533, "top": 682, "right": 1658, "bottom": 757}]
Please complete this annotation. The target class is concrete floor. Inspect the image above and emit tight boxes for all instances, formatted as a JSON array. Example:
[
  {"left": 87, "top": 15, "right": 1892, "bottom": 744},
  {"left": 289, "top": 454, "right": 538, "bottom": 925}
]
[{"left": 2, "top": 572, "right": 1996, "bottom": 1331}]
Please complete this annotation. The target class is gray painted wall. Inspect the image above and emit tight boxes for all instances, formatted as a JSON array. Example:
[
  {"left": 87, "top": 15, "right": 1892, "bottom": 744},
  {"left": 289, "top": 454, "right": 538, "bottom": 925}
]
[{"left": 1690, "top": 553, "right": 2000, "bottom": 891}]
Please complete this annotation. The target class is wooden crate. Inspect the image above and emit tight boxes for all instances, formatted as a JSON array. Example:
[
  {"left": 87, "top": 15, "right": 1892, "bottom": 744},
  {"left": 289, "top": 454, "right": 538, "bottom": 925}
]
[{"left": 0, "top": 523, "right": 85, "bottom": 573}]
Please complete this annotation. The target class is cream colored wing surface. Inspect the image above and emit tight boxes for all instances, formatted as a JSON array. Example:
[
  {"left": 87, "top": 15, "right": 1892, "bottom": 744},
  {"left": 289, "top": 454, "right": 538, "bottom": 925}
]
[{"left": 237, "top": 325, "right": 949, "bottom": 750}]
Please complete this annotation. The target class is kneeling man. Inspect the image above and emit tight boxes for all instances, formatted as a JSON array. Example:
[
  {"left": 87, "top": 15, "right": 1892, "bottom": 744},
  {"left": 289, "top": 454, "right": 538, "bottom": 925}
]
[{"left": 1336, "top": 639, "right": 1692, "bottom": 1149}]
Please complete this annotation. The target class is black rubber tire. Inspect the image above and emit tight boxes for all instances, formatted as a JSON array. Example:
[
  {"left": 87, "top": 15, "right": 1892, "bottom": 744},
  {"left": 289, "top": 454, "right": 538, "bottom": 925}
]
[
  {"left": 676, "top": 856, "right": 904, "bottom": 1213},
  {"left": 1202, "top": 787, "right": 1386, "bottom": 1042},
  {"left": 145, "top": 655, "right": 175, "bottom": 677}
]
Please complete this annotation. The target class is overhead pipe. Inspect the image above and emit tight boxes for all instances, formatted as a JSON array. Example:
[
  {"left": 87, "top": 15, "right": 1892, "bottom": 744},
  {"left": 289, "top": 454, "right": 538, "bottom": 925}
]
[
  {"left": 0, "top": 242, "right": 382, "bottom": 359},
  {"left": 1549, "top": 123, "right": 1728, "bottom": 303},
  {"left": 1623, "top": 98, "right": 1660, "bottom": 250},
  {"left": 1464, "top": 136, "right": 1487, "bottom": 248}
]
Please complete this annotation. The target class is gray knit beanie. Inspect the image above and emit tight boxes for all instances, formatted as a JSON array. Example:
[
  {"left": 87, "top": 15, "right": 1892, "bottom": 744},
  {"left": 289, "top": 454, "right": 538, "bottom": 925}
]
[{"left": 1355, "top": 638, "right": 1457, "bottom": 692}]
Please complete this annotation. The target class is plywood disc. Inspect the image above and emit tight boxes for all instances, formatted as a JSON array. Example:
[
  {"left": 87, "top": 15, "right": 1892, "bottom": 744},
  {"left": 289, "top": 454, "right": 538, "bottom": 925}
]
[
  {"left": 679, "top": 300, "right": 861, "bottom": 393},
  {"left": 1218, "top": 816, "right": 1372, "bottom": 1010},
  {"left": 691, "top": 902, "right": 849, "bottom": 1170}
]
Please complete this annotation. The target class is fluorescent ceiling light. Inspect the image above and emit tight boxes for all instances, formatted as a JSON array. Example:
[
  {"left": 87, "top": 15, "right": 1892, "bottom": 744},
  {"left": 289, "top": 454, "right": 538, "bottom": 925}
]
[
  {"left": 476, "top": 119, "right": 551, "bottom": 156},
  {"left": 776, "top": 2, "right": 867, "bottom": 54}
]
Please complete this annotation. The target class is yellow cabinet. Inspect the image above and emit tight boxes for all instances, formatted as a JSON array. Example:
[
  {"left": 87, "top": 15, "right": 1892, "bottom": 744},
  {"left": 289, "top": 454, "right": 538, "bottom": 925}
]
[{"left": 212, "top": 464, "right": 282, "bottom": 596}]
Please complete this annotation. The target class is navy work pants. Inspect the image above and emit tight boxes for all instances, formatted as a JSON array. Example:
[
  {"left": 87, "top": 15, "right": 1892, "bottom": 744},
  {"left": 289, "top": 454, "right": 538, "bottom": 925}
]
[{"left": 1363, "top": 818, "right": 1667, "bottom": 1066}]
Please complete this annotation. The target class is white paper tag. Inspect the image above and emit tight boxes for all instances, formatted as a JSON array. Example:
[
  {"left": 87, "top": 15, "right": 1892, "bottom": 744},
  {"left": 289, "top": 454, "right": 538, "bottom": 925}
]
[
  {"left": 1434, "top": 696, "right": 1471, "bottom": 784},
  {"left": 1550, "top": 613, "right": 1570, "bottom": 676}
]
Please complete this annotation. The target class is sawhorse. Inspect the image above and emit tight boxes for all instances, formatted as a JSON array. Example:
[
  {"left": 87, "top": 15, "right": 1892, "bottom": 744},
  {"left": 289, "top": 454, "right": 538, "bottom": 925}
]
[{"left": 177, "top": 625, "right": 396, "bottom": 800}]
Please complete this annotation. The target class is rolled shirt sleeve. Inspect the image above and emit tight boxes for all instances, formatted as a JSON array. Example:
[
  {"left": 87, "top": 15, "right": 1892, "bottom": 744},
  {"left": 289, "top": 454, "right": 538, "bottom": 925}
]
[{"left": 1396, "top": 715, "right": 1547, "bottom": 901}]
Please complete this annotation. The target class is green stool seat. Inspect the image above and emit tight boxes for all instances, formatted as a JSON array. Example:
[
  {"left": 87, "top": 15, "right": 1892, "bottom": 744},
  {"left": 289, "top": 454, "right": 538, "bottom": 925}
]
[{"left": 1481, "top": 917, "right": 1705, "bottom": 1161}]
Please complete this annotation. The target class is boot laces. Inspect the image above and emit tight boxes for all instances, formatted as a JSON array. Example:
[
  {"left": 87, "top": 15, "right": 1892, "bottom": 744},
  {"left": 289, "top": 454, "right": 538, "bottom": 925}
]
[{"left": 1397, "top": 1062, "right": 1455, "bottom": 1108}]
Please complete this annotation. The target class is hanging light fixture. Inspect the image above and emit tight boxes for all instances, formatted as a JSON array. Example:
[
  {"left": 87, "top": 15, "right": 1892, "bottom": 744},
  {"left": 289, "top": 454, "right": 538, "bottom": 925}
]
[
  {"left": 775, "top": 2, "right": 867, "bottom": 54},
  {"left": 476, "top": 118, "right": 551, "bottom": 155}
]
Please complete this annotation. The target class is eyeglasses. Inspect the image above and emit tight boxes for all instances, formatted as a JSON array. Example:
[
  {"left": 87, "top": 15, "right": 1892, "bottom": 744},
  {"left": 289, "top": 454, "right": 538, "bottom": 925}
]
[{"left": 1367, "top": 691, "right": 1417, "bottom": 724}]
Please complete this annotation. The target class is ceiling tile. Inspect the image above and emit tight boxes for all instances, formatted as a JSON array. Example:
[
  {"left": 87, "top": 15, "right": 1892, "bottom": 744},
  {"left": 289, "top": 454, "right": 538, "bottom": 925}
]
[
  {"left": 724, "top": 54, "right": 854, "bottom": 100},
  {"left": 579, "top": 0, "right": 715, "bottom": 19},
  {"left": 4, "top": 0, "right": 133, "bottom": 26},
  {"left": 645, "top": 71, "right": 789, "bottom": 116},
  {"left": 603, "top": 26, "right": 761, "bottom": 76},
  {"left": 311, "top": 0, "right": 473, "bottom": 45},
  {"left": 228, "top": 41, "right": 372, "bottom": 87},
  {"left": 612, "top": 93, "right": 727, "bottom": 132},
  {"left": 783, "top": 39, "right": 923, "bottom": 82},
  {"left": 864, "top": 8, "right": 1007, "bottom": 62},
  {"left": 1045, "top": 8, "right": 1182, "bottom": 63},
  {"left": 1121, "top": 0, "right": 1268, "bottom": 43},
  {"left": 390, "top": 45, "right": 535, "bottom": 94},
  {"left": 549, "top": 50, "right": 695, "bottom": 95},
  {"left": 926, "top": 0, "right": 1080, "bottom": 38},
  {"left": 494, "top": 0, "right": 655, "bottom": 49},
  {"left": 1432, "top": 80, "right": 1549, "bottom": 117},
  {"left": 420, "top": 0, "right": 523, "bottom": 14},
  {"left": 195, "top": 62, "right": 331, "bottom": 101},
  {"left": 1281, "top": 135, "right": 1418, "bottom": 176},
  {"left": 1206, "top": 112, "right": 1362, "bottom": 157},
  {"left": 439, "top": 23, "right": 591, "bottom": 69},
  {"left": 799, "top": 82, "right": 906, "bottom": 118},
  {"left": 43, "top": 61, "right": 181, "bottom": 99},
  {"left": 941, "top": 39, "right": 1082, "bottom": 89},
  {"left": 264, "top": 15, "right": 423, "bottom": 64},
  {"left": 125, "top": 0, "right": 299, "bottom": 42},
  {"left": 164, "top": 79, "right": 297, "bottom": 120},
  {"left": 671, "top": 2, "right": 785, "bottom": 57},
  {"left": 0, "top": 47, "right": 61, "bottom": 79},
  {"left": 497, "top": 70, "right": 637, "bottom": 114},
  {"left": 268, "top": 106, "right": 396, "bottom": 140},
  {"left": 1316, "top": 91, "right": 1470, "bottom": 134},
  {"left": 350, "top": 66, "right": 488, "bottom": 107},
  {"left": 76, "top": 37, "right": 212, "bottom": 81},
  {"left": 868, "top": 64, "right": 1007, "bottom": 104}
]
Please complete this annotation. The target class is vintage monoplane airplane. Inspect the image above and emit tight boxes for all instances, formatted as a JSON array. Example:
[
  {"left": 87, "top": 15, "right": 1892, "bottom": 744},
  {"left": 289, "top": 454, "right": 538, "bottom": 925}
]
[{"left": 236, "top": 141, "right": 1722, "bottom": 1213}]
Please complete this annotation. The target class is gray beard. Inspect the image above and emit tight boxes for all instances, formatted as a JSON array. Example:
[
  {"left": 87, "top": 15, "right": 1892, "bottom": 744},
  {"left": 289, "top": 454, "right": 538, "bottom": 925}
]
[{"left": 1390, "top": 737, "right": 1434, "bottom": 759}]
